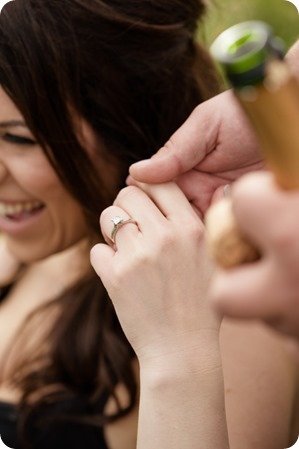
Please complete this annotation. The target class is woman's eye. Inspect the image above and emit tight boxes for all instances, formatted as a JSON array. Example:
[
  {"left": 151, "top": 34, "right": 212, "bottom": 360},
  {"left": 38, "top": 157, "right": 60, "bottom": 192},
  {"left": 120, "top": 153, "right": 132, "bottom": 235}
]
[{"left": 3, "top": 133, "right": 36, "bottom": 145}]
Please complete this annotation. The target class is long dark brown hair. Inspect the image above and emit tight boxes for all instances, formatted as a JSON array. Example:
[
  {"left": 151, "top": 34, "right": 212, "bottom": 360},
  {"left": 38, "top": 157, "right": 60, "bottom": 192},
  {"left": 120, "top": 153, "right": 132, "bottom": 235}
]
[{"left": 0, "top": 0, "right": 220, "bottom": 442}]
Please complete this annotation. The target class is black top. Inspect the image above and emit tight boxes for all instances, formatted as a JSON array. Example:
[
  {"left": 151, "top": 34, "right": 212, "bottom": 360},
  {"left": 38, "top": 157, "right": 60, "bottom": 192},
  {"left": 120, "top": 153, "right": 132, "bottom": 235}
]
[
  {"left": 0, "top": 401, "right": 18, "bottom": 448},
  {"left": 0, "top": 286, "right": 110, "bottom": 449},
  {"left": 0, "top": 398, "right": 109, "bottom": 449}
]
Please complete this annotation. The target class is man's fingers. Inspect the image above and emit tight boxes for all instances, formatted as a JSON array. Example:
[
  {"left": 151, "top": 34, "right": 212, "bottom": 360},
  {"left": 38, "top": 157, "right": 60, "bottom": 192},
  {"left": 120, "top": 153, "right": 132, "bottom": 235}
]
[
  {"left": 210, "top": 262, "right": 285, "bottom": 320},
  {"left": 129, "top": 97, "right": 220, "bottom": 183},
  {"left": 231, "top": 172, "right": 299, "bottom": 253},
  {"left": 129, "top": 148, "right": 181, "bottom": 183}
]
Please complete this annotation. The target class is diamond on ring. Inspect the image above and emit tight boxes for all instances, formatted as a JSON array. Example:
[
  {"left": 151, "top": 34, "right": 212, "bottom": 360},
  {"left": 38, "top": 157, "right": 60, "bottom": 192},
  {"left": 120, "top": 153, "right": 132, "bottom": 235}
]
[
  {"left": 110, "top": 216, "right": 137, "bottom": 243},
  {"left": 111, "top": 216, "right": 123, "bottom": 226}
]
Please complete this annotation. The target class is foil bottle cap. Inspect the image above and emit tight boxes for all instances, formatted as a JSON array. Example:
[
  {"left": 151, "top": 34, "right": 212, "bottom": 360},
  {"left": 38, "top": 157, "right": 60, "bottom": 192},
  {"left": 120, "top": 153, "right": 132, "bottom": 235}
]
[{"left": 210, "top": 21, "right": 285, "bottom": 87}]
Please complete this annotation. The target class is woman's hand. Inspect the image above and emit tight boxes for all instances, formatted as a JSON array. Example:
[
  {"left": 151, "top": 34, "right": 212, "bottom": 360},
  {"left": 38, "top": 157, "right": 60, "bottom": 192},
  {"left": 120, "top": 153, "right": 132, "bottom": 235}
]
[
  {"left": 91, "top": 182, "right": 229, "bottom": 449},
  {"left": 90, "top": 181, "right": 220, "bottom": 370}
]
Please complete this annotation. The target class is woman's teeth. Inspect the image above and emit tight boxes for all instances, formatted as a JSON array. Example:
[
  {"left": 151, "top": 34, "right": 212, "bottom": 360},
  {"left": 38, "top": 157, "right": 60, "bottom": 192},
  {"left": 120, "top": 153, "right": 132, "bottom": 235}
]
[{"left": 0, "top": 201, "right": 43, "bottom": 219}]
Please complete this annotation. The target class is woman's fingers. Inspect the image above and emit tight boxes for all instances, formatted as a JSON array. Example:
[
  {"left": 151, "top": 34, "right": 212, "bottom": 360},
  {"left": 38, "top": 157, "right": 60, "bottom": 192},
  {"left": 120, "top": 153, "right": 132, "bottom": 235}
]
[
  {"left": 99, "top": 182, "right": 204, "bottom": 254},
  {"left": 97, "top": 182, "right": 206, "bottom": 263},
  {"left": 125, "top": 181, "right": 201, "bottom": 224},
  {"left": 90, "top": 242, "right": 115, "bottom": 285},
  {"left": 113, "top": 182, "right": 204, "bottom": 238},
  {"left": 90, "top": 180, "right": 220, "bottom": 361},
  {"left": 100, "top": 205, "right": 140, "bottom": 251}
]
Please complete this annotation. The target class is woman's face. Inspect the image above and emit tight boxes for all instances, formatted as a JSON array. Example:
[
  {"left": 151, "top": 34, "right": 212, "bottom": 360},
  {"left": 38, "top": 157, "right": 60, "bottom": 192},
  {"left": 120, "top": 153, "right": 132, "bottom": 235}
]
[{"left": 0, "top": 86, "right": 90, "bottom": 263}]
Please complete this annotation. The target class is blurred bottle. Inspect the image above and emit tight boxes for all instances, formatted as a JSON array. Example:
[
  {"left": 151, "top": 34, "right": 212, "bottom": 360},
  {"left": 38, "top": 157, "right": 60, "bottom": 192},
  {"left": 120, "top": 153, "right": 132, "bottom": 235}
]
[{"left": 206, "top": 21, "right": 299, "bottom": 268}]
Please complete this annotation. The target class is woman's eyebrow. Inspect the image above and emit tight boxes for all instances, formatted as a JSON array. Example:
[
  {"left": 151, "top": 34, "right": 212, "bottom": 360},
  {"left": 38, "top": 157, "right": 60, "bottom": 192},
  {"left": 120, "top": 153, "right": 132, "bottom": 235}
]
[{"left": 0, "top": 120, "right": 28, "bottom": 128}]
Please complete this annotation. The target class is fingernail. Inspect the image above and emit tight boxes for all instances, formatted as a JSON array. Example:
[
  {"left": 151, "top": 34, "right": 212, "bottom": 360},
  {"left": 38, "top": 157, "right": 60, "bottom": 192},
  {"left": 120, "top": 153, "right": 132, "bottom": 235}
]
[
  {"left": 130, "top": 159, "right": 151, "bottom": 170},
  {"left": 151, "top": 146, "right": 169, "bottom": 159},
  {"left": 223, "top": 184, "right": 231, "bottom": 197}
]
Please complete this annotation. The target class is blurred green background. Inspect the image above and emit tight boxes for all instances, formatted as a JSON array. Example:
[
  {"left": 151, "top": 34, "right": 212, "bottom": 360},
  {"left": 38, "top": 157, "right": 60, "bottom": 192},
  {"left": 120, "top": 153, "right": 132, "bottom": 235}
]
[{"left": 199, "top": 0, "right": 299, "bottom": 51}]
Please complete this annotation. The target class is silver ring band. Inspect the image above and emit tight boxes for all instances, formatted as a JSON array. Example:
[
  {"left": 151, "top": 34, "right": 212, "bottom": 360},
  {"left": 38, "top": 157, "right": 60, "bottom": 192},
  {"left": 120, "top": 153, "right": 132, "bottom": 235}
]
[{"left": 110, "top": 216, "right": 137, "bottom": 242}]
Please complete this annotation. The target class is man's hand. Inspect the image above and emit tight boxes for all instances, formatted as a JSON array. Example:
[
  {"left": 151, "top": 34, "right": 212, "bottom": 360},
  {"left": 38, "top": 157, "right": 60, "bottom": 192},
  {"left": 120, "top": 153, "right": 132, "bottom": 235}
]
[
  {"left": 210, "top": 171, "right": 299, "bottom": 339},
  {"left": 129, "top": 90, "right": 263, "bottom": 216}
]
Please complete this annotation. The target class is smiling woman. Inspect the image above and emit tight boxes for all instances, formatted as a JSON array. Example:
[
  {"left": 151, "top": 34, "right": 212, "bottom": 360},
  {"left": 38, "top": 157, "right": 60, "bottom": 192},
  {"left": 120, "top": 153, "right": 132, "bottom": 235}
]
[
  {"left": 0, "top": 1, "right": 222, "bottom": 448},
  {"left": 0, "top": 1, "right": 299, "bottom": 449},
  {"left": 0, "top": 88, "right": 89, "bottom": 262}
]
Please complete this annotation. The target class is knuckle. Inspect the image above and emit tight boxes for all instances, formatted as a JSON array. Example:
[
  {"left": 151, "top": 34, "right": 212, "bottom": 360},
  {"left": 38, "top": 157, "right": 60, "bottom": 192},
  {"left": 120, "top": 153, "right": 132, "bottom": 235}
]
[
  {"left": 154, "top": 226, "right": 176, "bottom": 250},
  {"left": 178, "top": 214, "right": 204, "bottom": 242},
  {"left": 184, "top": 220, "right": 203, "bottom": 241},
  {"left": 108, "top": 261, "right": 137, "bottom": 293},
  {"left": 163, "top": 137, "right": 175, "bottom": 152},
  {"left": 100, "top": 206, "right": 115, "bottom": 224},
  {"left": 115, "top": 185, "right": 139, "bottom": 203},
  {"left": 111, "top": 264, "right": 128, "bottom": 288},
  {"left": 271, "top": 226, "right": 296, "bottom": 252}
]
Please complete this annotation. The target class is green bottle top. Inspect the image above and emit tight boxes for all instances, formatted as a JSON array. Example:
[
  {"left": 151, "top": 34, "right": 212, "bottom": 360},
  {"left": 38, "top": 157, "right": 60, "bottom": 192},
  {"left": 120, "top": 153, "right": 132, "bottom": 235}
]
[{"left": 210, "top": 21, "right": 285, "bottom": 87}]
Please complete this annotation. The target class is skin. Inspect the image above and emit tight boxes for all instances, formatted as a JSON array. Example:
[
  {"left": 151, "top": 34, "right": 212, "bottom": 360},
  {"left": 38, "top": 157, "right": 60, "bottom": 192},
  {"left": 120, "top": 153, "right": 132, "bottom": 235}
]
[{"left": 91, "top": 181, "right": 299, "bottom": 449}]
